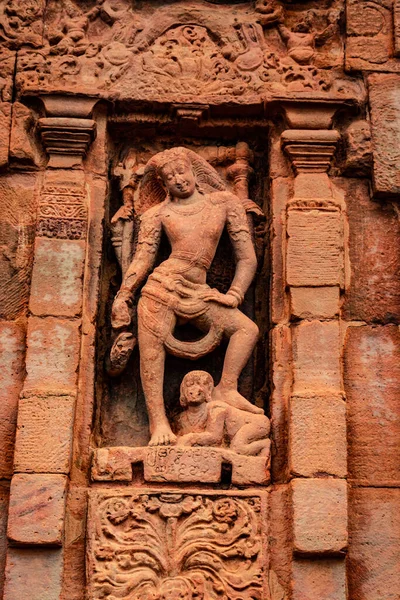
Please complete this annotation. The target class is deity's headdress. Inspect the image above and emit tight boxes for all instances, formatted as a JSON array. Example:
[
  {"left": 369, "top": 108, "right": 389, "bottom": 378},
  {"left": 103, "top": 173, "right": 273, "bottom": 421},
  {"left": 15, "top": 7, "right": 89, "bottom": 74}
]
[{"left": 136, "top": 147, "right": 226, "bottom": 215}]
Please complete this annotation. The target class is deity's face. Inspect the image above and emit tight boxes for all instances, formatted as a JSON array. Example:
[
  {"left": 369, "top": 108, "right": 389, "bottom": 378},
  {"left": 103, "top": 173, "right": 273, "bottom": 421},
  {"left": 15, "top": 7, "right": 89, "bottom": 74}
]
[
  {"left": 160, "top": 158, "right": 196, "bottom": 199},
  {"left": 184, "top": 381, "right": 208, "bottom": 406}
]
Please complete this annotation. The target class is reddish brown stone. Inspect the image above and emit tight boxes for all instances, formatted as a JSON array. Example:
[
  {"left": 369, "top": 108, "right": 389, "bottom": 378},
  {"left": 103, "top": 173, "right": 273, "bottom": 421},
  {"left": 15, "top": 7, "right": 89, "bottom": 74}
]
[
  {"left": 290, "top": 286, "right": 340, "bottom": 320},
  {"left": 291, "top": 478, "right": 347, "bottom": 555},
  {"left": 7, "top": 474, "right": 68, "bottom": 546},
  {"left": 0, "top": 321, "right": 26, "bottom": 479},
  {"left": 0, "top": 103, "right": 11, "bottom": 167},
  {"left": 292, "top": 558, "right": 346, "bottom": 600},
  {"left": 344, "top": 325, "right": 400, "bottom": 485},
  {"left": 293, "top": 321, "right": 341, "bottom": 395},
  {"left": 14, "top": 394, "right": 75, "bottom": 475},
  {"left": 348, "top": 488, "right": 400, "bottom": 600},
  {"left": 4, "top": 548, "right": 63, "bottom": 600},
  {"left": 290, "top": 395, "right": 347, "bottom": 478},
  {"left": 369, "top": 74, "right": 400, "bottom": 197},
  {"left": 24, "top": 317, "right": 81, "bottom": 393},
  {"left": 341, "top": 178, "right": 400, "bottom": 323},
  {"left": 0, "top": 482, "right": 10, "bottom": 600},
  {"left": 29, "top": 239, "right": 85, "bottom": 317}
]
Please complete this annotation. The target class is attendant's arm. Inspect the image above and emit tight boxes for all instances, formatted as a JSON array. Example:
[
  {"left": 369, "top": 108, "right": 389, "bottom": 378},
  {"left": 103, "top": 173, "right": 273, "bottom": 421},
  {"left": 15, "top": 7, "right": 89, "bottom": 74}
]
[
  {"left": 226, "top": 198, "right": 257, "bottom": 302},
  {"left": 178, "top": 406, "right": 226, "bottom": 447}
]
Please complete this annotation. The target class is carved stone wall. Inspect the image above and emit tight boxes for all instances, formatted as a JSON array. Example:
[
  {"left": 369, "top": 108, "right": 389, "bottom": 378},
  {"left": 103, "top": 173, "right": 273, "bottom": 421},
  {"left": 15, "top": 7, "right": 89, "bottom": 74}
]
[{"left": 0, "top": 2, "right": 399, "bottom": 600}]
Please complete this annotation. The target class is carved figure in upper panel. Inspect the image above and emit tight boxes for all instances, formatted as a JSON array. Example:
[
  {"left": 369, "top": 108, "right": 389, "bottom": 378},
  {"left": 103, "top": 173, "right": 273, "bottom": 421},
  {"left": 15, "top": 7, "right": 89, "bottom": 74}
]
[{"left": 110, "top": 146, "right": 263, "bottom": 447}]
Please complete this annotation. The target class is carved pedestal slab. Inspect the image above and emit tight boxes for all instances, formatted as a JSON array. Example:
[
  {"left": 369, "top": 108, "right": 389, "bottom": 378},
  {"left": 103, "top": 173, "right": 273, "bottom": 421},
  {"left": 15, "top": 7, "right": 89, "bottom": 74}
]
[
  {"left": 92, "top": 446, "right": 271, "bottom": 486},
  {"left": 87, "top": 489, "right": 269, "bottom": 600}
]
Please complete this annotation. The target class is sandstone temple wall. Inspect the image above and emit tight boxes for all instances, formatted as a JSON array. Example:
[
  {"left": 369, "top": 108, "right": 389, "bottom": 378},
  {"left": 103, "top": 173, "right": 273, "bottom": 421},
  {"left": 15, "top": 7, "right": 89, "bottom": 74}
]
[{"left": 0, "top": 1, "right": 399, "bottom": 599}]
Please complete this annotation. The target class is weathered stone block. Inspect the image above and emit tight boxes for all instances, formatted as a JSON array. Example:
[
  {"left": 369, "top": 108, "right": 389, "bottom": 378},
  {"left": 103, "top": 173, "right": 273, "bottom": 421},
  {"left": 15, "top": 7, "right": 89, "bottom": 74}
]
[
  {"left": 341, "top": 178, "right": 400, "bottom": 323},
  {"left": 348, "top": 488, "right": 400, "bottom": 600},
  {"left": 271, "top": 177, "right": 290, "bottom": 324},
  {"left": 290, "top": 395, "right": 346, "bottom": 478},
  {"left": 24, "top": 317, "right": 80, "bottom": 393},
  {"left": 292, "top": 558, "right": 346, "bottom": 600},
  {"left": 344, "top": 325, "right": 400, "bottom": 485},
  {"left": 29, "top": 238, "right": 85, "bottom": 317},
  {"left": 0, "top": 482, "right": 10, "bottom": 599},
  {"left": 292, "top": 478, "right": 347, "bottom": 555},
  {"left": 0, "top": 103, "right": 11, "bottom": 167},
  {"left": 0, "top": 322, "right": 25, "bottom": 479},
  {"left": 293, "top": 321, "right": 341, "bottom": 394},
  {"left": 14, "top": 395, "right": 75, "bottom": 474},
  {"left": 4, "top": 548, "right": 63, "bottom": 600},
  {"left": 287, "top": 209, "right": 343, "bottom": 287},
  {"left": 7, "top": 474, "right": 68, "bottom": 546},
  {"left": 346, "top": 1, "right": 397, "bottom": 72},
  {"left": 369, "top": 74, "right": 400, "bottom": 196},
  {"left": 0, "top": 173, "right": 38, "bottom": 320},
  {"left": 290, "top": 286, "right": 339, "bottom": 320}
]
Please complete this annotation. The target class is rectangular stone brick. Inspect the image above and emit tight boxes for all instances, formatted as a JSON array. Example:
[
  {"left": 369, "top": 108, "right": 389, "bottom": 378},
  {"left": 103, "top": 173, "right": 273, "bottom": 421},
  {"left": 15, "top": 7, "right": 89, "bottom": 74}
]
[
  {"left": 0, "top": 482, "right": 10, "bottom": 599},
  {"left": 271, "top": 177, "right": 290, "bottom": 324},
  {"left": 344, "top": 325, "right": 400, "bottom": 485},
  {"left": 0, "top": 103, "right": 11, "bottom": 167},
  {"left": 292, "top": 558, "right": 346, "bottom": 600},
  {"left": 0, "top": 321, "right": 25, "bottom": 479},
  {"left": 29, "top": 238, "right": 85, "bottom": 317},
  {"left": 287, "top": 209, "right": 343, "bottom": 287},
  {"left": 341, "top": 178, "right": 400, "bottom": 323},
  {"left": 290, "top": 395, "right": 346, "bottom": 478},
  {"left": 348, "top": 488, "right": 400, "bottom": 600},
  {"left": 14, "top": 395, "right": 75, "bottom": 474},
  {"left": 346, "top": 1, "right": 397, "bottom": 72},
  {"left": 290, "top": 286, "right": 339, "bottom": 320},
  {"left": 24, "top": 317, "right": 80, "bottom": 393},
  {"left": 4, "top": 548, "right": 63, "bottom": 600},
  {"left": 369, "top": 74, "right": 400, "bottom": 196},
  {"left": 292, "top": 478, "right": 347, "bottom": 555},
  {"left": 7, "top": 474, "right": 67, "bottom": 545},
  {"left": 293, "top": 321, "right": 341, "bottom": 394}
]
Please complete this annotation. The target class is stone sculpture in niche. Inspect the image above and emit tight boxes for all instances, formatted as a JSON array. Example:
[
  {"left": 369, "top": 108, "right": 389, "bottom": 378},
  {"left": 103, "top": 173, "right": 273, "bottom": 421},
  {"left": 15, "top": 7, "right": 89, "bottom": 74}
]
[
  {"left": 175, "top": 370, "right": 271, "bottom": 456},
  {"left": 110, "top": 147, "right": 264, "bottom": 447}
]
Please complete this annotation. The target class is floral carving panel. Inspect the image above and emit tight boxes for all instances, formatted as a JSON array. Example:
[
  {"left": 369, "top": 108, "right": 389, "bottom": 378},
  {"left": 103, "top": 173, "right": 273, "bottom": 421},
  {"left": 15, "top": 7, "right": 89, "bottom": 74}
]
[{"left": 87, "top": 490, "right": 269, "bottom": 600}]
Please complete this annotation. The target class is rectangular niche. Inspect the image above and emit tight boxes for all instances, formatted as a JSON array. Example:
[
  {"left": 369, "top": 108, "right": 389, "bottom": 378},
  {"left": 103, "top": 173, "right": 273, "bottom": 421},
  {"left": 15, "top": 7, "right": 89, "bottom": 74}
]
[{"left": 94, "top": 126, "right": 270, "bottom": 450}]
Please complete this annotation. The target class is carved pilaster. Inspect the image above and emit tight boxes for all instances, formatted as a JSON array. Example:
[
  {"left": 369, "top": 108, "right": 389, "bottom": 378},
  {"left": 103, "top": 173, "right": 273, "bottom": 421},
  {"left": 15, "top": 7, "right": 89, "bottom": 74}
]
[
  {"left": 281, "top": 129, "right": 340, "bottom": 174},
  {"left": 7, "top": 98, "right": 98, "bottom": 558}
]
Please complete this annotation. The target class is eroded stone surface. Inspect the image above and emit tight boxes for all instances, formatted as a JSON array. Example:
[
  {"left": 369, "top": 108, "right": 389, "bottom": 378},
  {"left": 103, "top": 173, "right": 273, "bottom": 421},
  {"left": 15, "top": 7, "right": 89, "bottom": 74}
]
[
  {"left": 344, "top": 325, "right": 400, "bottom": 485},
  {"left": 7, "top": 474, "right": 68, "bottom": 546},
  {"left": 291, "top": 478, "right": 348, "bottom": 555},
  {"left": 4, "top": 548, "right": 63, "bottom": 600},
  {"left": 348, "top": 488, "right": 400, "bottom": 600}
]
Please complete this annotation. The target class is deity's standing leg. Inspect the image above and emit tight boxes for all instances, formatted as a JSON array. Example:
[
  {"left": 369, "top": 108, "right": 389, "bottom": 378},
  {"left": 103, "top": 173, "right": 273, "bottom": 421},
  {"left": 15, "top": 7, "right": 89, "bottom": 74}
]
[{"left": 137, "top": 297, "right": 177, "bottom": 446}]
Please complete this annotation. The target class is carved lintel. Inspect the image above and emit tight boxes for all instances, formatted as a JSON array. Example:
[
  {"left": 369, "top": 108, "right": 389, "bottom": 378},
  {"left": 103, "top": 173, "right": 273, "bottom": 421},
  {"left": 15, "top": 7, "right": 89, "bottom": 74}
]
[
  {"left": 172, "top": 103, "right": 209, "bottom": 123},
  {"left": 281, "top": 129, "right": 340, "bottom": 174},
  {"left": 39, "top": 117, "right": 96, "bottom": 167}
]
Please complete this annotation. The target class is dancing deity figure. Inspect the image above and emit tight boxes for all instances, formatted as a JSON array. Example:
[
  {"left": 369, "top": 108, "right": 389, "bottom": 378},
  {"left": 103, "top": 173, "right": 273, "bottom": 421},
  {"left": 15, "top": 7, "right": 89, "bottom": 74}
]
[{"left": 111, "top": 147, "right": 262, "bottom": 446}]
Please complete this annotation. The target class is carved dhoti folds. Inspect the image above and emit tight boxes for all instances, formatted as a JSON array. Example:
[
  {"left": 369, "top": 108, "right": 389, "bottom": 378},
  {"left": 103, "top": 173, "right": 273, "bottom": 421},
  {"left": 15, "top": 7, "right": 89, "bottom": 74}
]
[{"left": 139, "top": 264, "right": 223, "bottom": 359}]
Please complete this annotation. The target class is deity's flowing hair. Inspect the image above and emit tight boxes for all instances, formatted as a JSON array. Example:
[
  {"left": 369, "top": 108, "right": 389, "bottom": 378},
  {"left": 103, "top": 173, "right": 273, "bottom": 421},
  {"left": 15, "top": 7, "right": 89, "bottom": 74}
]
[
  {"left": 136, "top": 147, "right": 226, "bottom": 215},
  {"left": 179, "top": 370, "right": 214, "bottom": 407}
]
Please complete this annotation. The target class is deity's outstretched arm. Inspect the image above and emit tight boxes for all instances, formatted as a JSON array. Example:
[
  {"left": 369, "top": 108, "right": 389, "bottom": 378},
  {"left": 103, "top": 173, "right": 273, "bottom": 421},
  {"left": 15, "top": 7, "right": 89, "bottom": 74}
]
[{"left": 226, "top": 198, "right": 258, "bottom": 303}]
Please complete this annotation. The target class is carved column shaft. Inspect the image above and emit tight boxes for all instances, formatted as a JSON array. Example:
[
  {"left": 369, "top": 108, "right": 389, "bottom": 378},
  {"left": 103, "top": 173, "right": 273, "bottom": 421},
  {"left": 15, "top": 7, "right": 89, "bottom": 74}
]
[
  {"left": 4, "top": 99, "right": 98, "bottom": 600},
  {"left": 278, "top": 109, "right": 348, "bottom": 598}
]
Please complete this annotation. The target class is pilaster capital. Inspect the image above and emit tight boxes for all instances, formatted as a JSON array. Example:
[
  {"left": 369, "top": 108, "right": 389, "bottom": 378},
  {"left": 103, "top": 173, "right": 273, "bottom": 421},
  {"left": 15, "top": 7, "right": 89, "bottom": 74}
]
[
  {"left": 39, "top": 117, "right": 96, "bottom": 167},
  {"left": 281, "top": 129, "right": 340, "bottom": 174}
]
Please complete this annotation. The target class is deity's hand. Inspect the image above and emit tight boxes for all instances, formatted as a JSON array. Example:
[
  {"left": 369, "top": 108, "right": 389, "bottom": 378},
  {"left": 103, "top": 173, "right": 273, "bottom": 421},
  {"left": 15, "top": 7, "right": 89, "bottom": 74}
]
[
  {"left": 200, "top": 288, "right": 240, "bottom": 309},
  {"left": 111, "top": 288, "right": 135, "bottom": 330},
  {"left": 111, "top": 205, "right": 133, "bottom": 225}
]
